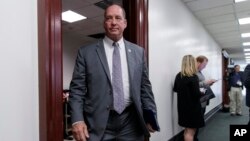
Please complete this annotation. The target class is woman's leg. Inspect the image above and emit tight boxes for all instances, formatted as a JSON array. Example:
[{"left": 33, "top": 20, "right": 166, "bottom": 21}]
[{"left": 184, "top": 128, "right": 196, "bottom": 141}]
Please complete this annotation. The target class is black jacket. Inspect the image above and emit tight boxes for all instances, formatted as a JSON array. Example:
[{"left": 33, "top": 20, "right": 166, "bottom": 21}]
[{"left": 173, "top": 73, "right": 204, "bottom": 128}]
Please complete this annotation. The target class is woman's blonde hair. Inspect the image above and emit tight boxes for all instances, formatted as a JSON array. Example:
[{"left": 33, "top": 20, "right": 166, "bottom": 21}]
[{"left": 181, "top": 55, "right": 198, "bottom": 77}]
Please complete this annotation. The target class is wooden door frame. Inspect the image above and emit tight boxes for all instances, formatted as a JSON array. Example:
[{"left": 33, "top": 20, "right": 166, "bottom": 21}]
[
  {"left": 38, "top": 0, "right": 63, "bottom": 140},
  {"left": 38, "top": 0, "right": 149, "bottom": 140},
  {"left": 123, "top": 0, "right": 149, "bottom": 64},
  {"left": 222, "top": 54, "right": 230, "bottom": 111}
]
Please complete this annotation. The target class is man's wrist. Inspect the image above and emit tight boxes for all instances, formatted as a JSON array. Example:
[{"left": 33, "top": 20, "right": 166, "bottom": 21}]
[{"left": 72, "top": 121, "right": 84, "bottom": 126}]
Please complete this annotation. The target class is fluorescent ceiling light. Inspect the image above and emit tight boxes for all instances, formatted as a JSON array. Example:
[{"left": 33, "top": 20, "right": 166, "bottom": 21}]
[
  {"left": 238, "top": 17, "right": 250, "bottom": 25},
  {"left": 241, "top": 33, "right": 250, "bottom": 38},
  {"left": 62, "top": 10, "right": 86, "bottom": 23},
  {"left": 245, "top": 56, "right": 250, "bottom": 59},
  {"left": 235, "top": 0, "right": 248, "bottom": 3},
  {"left": 244, "top": 48, "right": 250, "bottom": 52},
  {"left": 243, "top": 42, "right": 250, "bottom": 46},
  {"left": 245, "top": 52, "right": 250, "bottom": 55}
]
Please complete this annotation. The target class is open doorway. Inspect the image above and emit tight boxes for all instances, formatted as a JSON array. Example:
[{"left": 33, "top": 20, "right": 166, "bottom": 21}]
[
  {"left": 38, "top": 0, "right": 149, "bottom": 141},
  {"left": 62, "top": 1, "right": 123, "bottom": 140}
]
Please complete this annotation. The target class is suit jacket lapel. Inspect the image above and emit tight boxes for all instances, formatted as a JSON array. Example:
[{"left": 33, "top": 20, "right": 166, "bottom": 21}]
[
  {"left": 124, "top": 40, "right": 136, "bottom": 81},
  {"left": 96, "top": 40, "right": 111, "bottom": 83}
]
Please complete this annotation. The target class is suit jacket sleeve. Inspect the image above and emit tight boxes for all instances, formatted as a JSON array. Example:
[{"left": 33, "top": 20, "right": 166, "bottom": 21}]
[
  {"left": 140, "top": 52, "right": 160, "bottom": 131},
  {"left": 196, "top": 72, "right": 209, "bottom": 89},
  {"left": 69, "top": 47, "right": 87, "bottom": 124}
]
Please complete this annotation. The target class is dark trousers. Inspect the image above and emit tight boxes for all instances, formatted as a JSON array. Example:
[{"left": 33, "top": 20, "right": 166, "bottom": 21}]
[{"left": 101, "top": 105, "right": 144, "bottom": 141}]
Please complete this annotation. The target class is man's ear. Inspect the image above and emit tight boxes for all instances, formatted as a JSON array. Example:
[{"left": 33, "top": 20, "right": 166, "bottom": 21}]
[{"left": 124, "top": 19, "right": 127, "bottom": 28}]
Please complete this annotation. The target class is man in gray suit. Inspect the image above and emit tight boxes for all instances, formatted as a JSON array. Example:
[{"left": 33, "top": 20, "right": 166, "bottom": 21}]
[
  {"left": 195, "top": 55, "right": 216, "bottom": 141},
  {"left": 69, "top": 4, "right": 159, "bottom": 141}
]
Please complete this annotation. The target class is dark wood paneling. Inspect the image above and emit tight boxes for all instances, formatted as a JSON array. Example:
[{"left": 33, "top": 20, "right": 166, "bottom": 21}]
[
  {"left": 123, "top": 0, "right": 149, "bottom": 64},
  {"left": 222, "top": 55, "right": 230, "bottom": 111},
  {"left": 38, "top": 0, "right": 63, "bottom": 140}
]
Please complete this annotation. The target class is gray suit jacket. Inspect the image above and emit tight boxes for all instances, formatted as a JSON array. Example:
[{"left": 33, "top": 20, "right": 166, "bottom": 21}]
[{"left": 69, "top": 39, "right": 159, "bottom": 141}]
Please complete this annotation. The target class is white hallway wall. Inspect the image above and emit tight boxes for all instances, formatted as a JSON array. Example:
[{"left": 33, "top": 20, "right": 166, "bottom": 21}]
[
  {"left": 0, "top": 0, "right": 39, "bottom": 141},
  {"left": 149, "top": 0, "right": 222, "bottom": 140}
]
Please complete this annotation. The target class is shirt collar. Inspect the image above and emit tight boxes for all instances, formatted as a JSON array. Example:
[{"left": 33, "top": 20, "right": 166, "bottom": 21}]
[{"left": 104, "top": 36, "right": 124, "bottom": 48}]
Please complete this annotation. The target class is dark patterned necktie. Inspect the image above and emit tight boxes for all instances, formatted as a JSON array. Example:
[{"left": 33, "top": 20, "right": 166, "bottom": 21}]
[{"left": 112, "top": 42, "right": 125, "bottom": 114}]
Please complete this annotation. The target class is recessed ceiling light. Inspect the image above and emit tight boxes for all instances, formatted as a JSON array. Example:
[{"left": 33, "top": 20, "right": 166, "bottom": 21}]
[
  {"left": 62, "top": 10, "right": 86, "bottom": 23},
  {"left": 241, "top": 33, "right": 250, "bottom": 38},
  {"left": 244, "top": 48, "right": 250, "bottom": 52},
  {"left": 235, "top": 0, "right": 248, "bottom": 3},
  {"left": 243, "top": 42, "right": 250, "bottom": 46},
  {"left": 238, "top": 17, "right": 250, "bottom": 25}
]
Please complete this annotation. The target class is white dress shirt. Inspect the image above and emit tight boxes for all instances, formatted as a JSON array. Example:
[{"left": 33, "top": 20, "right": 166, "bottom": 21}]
[{"left": 103, "top": 36, "right": 131, "bottom": 107}]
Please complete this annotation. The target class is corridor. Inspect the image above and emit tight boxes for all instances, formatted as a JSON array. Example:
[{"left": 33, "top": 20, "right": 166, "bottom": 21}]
[{"left": 199, "top": 98, "right": 249, "bottom": 141}]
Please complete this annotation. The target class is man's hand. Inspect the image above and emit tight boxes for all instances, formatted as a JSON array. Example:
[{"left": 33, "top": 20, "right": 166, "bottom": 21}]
[
  {"left": 72, "top": 121, "right": 89, "bottom": 141},
  {"left": 206, "top": 79, "right": 217, "bottom": 86},
  {"left": 146, "top": 123, "right": 156, "bottom": 133},
  {"left": 63, "top": 93, "right": 69, "bottom": 102}
]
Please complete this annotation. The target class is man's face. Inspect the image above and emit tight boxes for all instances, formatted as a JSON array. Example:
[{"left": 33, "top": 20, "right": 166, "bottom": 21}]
[
  {"left": 104, "top": 5, "right": 127, "bottom": 41},
  {"left": 198, "top": 60, "right": 208, "bottom": 71},
  {"left": 235, "top": 65, "right": 240, "bottom": 72}
]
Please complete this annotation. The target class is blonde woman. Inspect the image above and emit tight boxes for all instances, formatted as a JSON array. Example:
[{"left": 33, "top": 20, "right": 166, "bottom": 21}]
[{"left": 174, "top": 55, "right": 204, "bottom": 141}]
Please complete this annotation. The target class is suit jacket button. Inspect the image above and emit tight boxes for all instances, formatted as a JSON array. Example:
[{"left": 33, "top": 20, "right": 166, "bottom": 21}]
[{"left": 106, "top": 106, "right": 110, "bottom": 110}]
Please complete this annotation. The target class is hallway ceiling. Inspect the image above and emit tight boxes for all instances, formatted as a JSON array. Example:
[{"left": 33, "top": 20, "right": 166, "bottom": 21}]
[
  {"left": 62, "top": 0, "right": 122, "bottom": 45},
  {"left": 62, "top": 0, "right": 250, "bottom": 64},
  {"left": 62, "top": 0, "right": 106, "bottom": 45},
  {"left": 181, "top": 0, "right": 250, "bottom": 64}
]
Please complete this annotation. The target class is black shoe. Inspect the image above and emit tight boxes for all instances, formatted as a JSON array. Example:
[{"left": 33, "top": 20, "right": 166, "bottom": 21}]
[
  {"left": 236, "top": 113, "right": 242, "bottom": 116},
  {"left": 64, "top": 136, "right": 73, "bottom": 140},
  {"left": 231, "top": 113, "right": 236, "bottom": 116}
]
